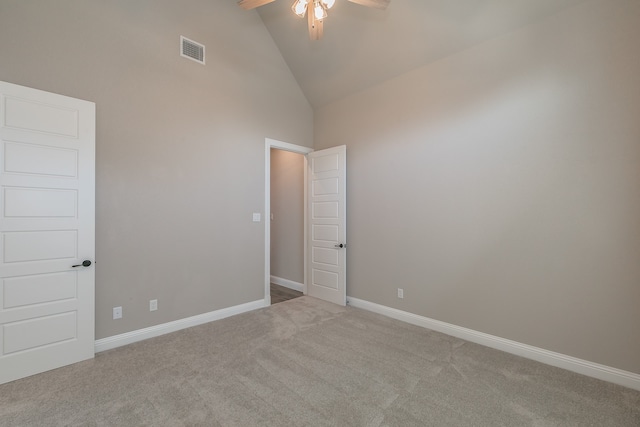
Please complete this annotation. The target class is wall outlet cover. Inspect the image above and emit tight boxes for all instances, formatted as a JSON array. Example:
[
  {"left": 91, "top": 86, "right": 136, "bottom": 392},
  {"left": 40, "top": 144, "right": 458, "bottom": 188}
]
[{"left": 113, "top": 306, "right": 122, "bottom": 319}]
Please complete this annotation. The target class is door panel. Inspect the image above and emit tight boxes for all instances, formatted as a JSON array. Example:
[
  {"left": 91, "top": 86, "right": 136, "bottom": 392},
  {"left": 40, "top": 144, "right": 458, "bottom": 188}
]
[
  {"left": 312, "top": 201, "right": 339, "bottom": 218},
  {"left": 312, "top": 224, "right": 338, "bottom": 241},
  {"left": 312, "top": 177, "right": 339, "bottom": 196},
  {"left": 3, "top": 230, "right": 78, "bottom": 262},
  {"left": 4, "top": 141, "right": 79, "bottom": 176},
  {"left": 4, "top": 96, "right": 80, "bottom": 137},
  {"left": 307, "top": 146, "right": 346, "bottom": 306},
  {"left": 0, "top": 81, "right": 95, "bottom": 385},
  {"left": 4, "top": 187, "right": 77, "bottom": 218},
  {"left": 4, "top": 312, "right": 77, "bottom": 355},
  {"left": 3, "top": 272, "right": 77, "bottom": 308},
  {"left": 312, "top": 247, "right": 339, "bottom": 266}
]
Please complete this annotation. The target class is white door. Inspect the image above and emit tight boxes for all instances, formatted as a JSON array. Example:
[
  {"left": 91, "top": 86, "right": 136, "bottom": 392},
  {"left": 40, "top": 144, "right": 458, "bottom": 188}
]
[
  {"left": 0, "top": 81, "right": 95, "bottom": 385},
  {"left": 307, "top": 145, "right": 346, "bottom": 306}
]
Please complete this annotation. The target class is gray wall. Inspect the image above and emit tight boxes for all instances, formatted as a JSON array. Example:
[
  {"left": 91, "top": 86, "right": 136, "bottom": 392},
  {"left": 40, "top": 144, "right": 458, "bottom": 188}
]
[
  {"left": 315, "top": 0, "right": 640, "bottom": 374},
  {"left": 0, "top": 0, "right": 313, "bottom": 339},
  {"left": 270, "top": 149, "right": 304, "bottom": 284}
]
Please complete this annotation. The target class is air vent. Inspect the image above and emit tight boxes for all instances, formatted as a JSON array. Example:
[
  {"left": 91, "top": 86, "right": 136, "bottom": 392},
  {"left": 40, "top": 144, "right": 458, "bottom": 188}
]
[{"left": 180, "top": 36, "right": 205, "bottom": 65}]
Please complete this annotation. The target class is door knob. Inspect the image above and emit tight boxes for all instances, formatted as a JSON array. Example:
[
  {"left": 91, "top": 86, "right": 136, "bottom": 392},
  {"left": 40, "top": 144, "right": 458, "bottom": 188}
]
[
  {"left": 334, "top": 243, "right": 345, "bottom": 248},
  {"left": 72, "top": 260, "right": 92, "bottom": 268}
]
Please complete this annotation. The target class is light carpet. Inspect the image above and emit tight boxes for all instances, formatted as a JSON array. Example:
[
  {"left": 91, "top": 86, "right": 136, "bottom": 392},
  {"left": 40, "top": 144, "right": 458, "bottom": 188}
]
[{"left": 1, "top": 296, "right": 638, "bottom": 426}]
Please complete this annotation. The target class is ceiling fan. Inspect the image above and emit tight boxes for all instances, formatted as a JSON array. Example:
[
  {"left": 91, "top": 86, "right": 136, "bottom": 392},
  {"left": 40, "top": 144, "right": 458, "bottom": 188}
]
[{"left": 238, "top": 0, "right": 390, "bottom": 40}]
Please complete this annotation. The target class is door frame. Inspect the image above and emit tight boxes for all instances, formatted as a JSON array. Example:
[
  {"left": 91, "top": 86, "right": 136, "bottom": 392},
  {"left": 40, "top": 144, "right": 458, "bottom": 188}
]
[{"left": 264, "top": 138, "right": 313, "bottom": 305}]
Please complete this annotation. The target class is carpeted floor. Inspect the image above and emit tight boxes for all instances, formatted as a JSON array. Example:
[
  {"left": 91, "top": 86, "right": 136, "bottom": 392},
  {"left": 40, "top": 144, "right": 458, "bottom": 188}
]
[{"left": 1, "top": 296, "right": 638, "bottom": 426}]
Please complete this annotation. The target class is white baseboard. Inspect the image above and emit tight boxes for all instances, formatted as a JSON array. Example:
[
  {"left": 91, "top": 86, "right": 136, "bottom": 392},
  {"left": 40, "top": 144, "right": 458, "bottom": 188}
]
[
  {"left": 270, "top": 275, "right": 304, "bottom": 292},
  {"left": 347, "top": 297, "right": 640, "bottom": 392},
  {"left": 95, "top": 299, "right": 267, "bottom": 353}
]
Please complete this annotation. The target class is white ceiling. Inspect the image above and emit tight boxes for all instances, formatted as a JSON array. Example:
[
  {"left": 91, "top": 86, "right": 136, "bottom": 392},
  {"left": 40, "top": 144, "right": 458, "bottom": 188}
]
[{"left": 256, "top": 0, "right": 586, "bottom": 108}]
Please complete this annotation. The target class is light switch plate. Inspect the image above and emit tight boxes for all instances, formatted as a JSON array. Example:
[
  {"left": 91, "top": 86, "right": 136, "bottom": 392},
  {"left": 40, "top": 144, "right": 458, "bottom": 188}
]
[{"left": 253, "top": 213, "right": 261, "bottom": 222}]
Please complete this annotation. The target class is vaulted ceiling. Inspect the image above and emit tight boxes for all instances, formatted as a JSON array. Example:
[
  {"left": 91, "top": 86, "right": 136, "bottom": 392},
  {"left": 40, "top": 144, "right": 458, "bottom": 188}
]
[{"left": 255, "top": 0, "right": 586, "bottom": 108}]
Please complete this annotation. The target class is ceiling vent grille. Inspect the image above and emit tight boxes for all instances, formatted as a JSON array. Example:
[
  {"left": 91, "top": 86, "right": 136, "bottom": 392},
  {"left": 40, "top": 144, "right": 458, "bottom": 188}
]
[{"left": 180, "top": 36, "right": 205, "bottom": 65}]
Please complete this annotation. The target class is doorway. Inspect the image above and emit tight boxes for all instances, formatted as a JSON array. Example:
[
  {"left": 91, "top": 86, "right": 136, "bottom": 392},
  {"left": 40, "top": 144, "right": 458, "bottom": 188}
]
[
  {"left": 264, "top": 139, "right": 347, "bottom": 306},
  {"left": 264, "top": 139, "right": 313, "bottom": 305},
  {"left": 270, "top": 148, "right": 305, "bottom": 304}
]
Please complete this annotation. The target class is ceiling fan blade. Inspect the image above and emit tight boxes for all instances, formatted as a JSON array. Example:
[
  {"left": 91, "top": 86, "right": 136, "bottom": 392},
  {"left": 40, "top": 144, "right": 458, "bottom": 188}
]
[
  {"left": 308, "top": 9, "right": 324, "bottom": 40},
  {"left": 237, "top": 0, "right": 276, "bottom": 10},
  {"left": 347, "top": 0, "right": 390, "bottom": 9}
]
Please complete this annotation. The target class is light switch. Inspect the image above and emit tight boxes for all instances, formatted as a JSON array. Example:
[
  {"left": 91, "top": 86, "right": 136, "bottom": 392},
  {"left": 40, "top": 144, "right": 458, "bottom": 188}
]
[
  {"left": 270, "top": 213, "right": 274, "bottom": 221},
  {"left": 253, "top": 213, "right": 261, "bottom": 222}
]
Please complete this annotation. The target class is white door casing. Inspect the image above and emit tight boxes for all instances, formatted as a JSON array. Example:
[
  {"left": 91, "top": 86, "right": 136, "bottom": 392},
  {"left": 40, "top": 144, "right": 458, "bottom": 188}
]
[
  {"left": 0, "top": 81, "right": 95, "bottom": 384},
  {"left": 307, "top": 145, "right": 346, "bottom": 306}
]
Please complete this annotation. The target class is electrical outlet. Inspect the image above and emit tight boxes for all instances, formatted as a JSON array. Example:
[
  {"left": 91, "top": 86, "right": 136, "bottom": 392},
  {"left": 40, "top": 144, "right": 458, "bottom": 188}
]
[
  {"left": 150, "top": 299, "right": 158, "bottom": 311},
  {"left": 252, "top": 213, "right": 261, "bottom": 222},
  {"left": 113, "top": 306, "right": 122, "bottom": 319},
  {"left": 397, "top": 288, "right": 404, "bottom": 299}
]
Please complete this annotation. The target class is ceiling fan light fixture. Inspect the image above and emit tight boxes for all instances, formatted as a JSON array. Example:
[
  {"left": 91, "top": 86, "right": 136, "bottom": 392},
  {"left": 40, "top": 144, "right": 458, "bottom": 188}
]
[
  {"left": 314, "top": 0, "right": 328, "bottom": 20},
  {"left": 292, "top": 0, "right": 308, "bottom": 18},
  {"left": 322, "top": 0, "right": 335, "bottom": 9},
  {"left": 241, "top": 0, "right": 390, "bottom": 41}
]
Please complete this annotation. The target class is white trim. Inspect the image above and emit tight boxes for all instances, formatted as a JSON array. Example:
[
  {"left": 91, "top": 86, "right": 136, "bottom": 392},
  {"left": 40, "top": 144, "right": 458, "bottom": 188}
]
[
  {"left": 266, "top": 138, "right": 313, "bottom": 154},
  {"left": 303, "top": 155, "right": 308, "bottom": 296},
  {"left": 265, "top": 138, "right": 313, "bottom": 305},
  {"left": 270, "top": 275, "right": 304, "bottom": 292},
  {"left": 95, "top": 299, "right": 265, "bottom": 353},
  {"left": 347, "top": 297, "right": 640, "bottom": 392}
]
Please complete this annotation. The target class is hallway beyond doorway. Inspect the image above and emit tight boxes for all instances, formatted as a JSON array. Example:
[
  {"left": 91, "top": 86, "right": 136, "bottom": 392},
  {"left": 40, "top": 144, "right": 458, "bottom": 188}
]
[{"left": 270, "top": 283, "right": 303, "bottom": 304}]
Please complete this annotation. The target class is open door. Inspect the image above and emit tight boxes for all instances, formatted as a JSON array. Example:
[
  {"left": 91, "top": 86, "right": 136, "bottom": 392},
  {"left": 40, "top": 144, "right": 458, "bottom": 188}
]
[
  {"left": 307, "top": 145, "right": 346, "bottom": 306},
  {"left": 0, "top": 81, "right": 95, "bottom": 384}
]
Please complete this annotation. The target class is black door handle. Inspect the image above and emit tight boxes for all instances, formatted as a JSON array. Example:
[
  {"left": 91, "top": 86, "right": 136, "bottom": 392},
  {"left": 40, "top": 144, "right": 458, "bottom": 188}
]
[
  {"left": 334, "top": 244, "right": 345, "bottom": 248},
  {"left": 72, "top": 260, "right": 92, "bottom": 268}
]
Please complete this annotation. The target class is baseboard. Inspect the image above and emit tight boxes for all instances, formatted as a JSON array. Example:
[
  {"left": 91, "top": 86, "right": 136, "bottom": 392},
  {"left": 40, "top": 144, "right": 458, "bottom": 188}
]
[
  {"left": 347, "top": 297, "right": 640, "bottom": 392},
  {"left": 270, "top": 275, "right": 304, "bottom": 292},
  {"left": 95, "top": 299, "right": 266, "bottom": 353}
]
